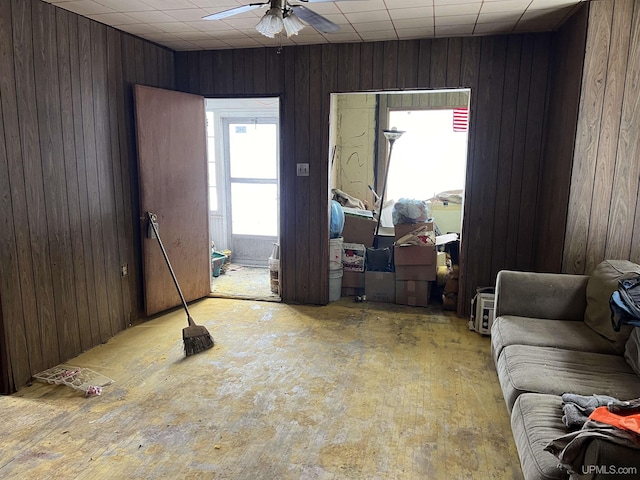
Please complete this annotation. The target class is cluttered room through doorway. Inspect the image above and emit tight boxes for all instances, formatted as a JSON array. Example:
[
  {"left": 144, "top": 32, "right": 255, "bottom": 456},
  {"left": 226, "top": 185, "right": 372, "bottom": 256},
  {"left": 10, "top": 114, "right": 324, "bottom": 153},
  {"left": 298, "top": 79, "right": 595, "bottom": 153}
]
[
  {"left": 330, "top": 89, "right": 470, "bottom": 309},
  {"left": 206, "top": 97, "right": 281, "bottom": 302}
]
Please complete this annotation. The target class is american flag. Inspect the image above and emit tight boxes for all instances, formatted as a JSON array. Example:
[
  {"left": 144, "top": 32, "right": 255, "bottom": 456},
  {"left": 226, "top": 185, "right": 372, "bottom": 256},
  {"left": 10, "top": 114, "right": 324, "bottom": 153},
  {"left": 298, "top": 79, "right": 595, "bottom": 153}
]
[{"left": 453, "top": 108, "right": 469, "bottom": 132}]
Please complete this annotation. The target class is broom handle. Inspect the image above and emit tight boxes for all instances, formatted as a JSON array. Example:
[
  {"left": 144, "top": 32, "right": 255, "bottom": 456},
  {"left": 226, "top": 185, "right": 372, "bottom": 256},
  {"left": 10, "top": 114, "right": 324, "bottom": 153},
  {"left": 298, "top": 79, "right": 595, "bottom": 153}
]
[{"left": 147, "top": 212, "right": 193, "bottom": 324}]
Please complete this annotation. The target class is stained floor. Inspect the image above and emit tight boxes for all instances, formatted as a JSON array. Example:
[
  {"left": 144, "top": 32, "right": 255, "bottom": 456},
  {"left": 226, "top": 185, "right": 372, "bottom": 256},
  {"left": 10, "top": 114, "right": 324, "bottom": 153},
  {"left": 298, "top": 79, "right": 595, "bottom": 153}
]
[
  {"left": 210, "top": 265, "right": 280, "bottom": 301},
  {"left": 0, "top": 298, "right": 523, "bottom": 479}
]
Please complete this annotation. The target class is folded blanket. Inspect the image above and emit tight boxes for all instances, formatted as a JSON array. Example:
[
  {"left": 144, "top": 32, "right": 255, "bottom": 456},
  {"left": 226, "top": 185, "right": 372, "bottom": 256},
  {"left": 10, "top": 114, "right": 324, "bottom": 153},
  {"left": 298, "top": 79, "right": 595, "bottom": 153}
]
[{"left": 561, "top": 393, "right": 619, "bottom": 430}]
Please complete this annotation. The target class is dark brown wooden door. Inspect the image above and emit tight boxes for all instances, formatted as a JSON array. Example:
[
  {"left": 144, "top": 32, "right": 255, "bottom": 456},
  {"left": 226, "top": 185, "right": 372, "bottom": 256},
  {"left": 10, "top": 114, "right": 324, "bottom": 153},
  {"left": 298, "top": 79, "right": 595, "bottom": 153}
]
[{"left": 134, "top": 85, "right": 209, "bottom": 316}]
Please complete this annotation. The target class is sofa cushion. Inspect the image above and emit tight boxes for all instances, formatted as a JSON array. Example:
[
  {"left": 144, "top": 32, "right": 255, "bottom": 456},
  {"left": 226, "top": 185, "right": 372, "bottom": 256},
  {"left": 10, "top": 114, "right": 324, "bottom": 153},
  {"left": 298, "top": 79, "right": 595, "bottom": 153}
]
[
  {"left": 497, "top": 345, "right": 640, "bottom": 413},
  {"left": 584, "top": 260, "right": 640, "bottom": 354},
  {"left": 625, "top": 328, "right": 640, "bottom": 376},
  {"left": 511, "top": 393, "right": 569, "bottom": 480},
  {"left": 491, "top": 316, "right": 618, "bottom": 365}
]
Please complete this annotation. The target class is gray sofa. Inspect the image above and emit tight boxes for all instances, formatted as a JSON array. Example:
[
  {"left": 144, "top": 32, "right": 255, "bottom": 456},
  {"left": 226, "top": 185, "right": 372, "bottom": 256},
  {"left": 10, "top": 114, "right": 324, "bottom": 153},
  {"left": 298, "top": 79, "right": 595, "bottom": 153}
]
[{"left": 492, "top": 260, "right": 640, "bottom": 480}]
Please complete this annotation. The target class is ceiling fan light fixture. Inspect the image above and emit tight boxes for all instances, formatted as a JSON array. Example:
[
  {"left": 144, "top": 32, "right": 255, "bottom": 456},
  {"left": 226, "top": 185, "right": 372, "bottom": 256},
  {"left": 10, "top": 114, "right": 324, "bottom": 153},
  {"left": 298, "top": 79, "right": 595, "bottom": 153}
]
[
  {"left": 283, "top": 10, "right": 305, "bottom": 37},
  {"left": 256, "top": 7, "right": 284, "bottom": 38}
]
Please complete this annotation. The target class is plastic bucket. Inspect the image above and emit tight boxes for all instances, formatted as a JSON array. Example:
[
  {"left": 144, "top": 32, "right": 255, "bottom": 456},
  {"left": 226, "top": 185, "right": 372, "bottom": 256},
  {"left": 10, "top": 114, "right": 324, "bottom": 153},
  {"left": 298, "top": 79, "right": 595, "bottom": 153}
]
[
  {"left": 329, "top": 268, "right": 343, "bottom": 302},
  {"left": 329, "top": 237, "right": 344, "bottom": 270},
  {"left": 269, "top": 257, "right": 280, "bottom": 295}
]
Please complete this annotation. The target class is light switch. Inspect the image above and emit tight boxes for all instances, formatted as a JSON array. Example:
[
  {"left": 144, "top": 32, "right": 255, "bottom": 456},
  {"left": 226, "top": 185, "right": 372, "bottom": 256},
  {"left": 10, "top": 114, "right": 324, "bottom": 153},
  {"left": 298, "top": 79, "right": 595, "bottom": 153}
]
[{"left": 297, "top": 163, "right": 309, "bottom": 176}]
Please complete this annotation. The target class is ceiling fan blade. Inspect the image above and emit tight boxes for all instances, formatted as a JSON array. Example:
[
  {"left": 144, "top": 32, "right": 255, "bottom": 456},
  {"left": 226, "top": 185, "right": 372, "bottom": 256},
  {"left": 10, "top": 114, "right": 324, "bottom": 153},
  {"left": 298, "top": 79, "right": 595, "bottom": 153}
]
[
  {"left": 202, "top": 3, "right": 268, "bottom": 20},
  {"left": 291, "top": 5, "right": 340, "bottom": 33}
]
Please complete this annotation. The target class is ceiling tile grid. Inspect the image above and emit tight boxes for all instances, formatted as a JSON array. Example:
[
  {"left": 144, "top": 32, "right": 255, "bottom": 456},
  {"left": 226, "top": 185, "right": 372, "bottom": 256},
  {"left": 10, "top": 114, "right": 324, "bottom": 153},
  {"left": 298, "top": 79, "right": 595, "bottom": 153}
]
[{"left": 41, "top": 0, "right": 587, "bottom": 50}]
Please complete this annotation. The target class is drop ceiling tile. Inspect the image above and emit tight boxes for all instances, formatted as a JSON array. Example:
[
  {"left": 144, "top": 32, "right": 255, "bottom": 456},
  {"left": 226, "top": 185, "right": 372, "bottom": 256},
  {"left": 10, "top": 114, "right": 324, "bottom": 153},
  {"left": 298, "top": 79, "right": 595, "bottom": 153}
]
[
  {"left": 173, "top": 30, "right": 215, "bottom": 40},
  {"left": 480, "top": 0, "right": 534, "bottom": 13},
  {"left": 396, "top": 27, "right": 435, "bottom": 39},
  {"left": 345, "top": 10, "right": 391, "bottom": 24},
  {"left": 358, "top": 30, "right": 398, "bottom": 41},
  {"left": 166, "top": 7, "right": 213, "bottom": 21},
  {"left": 191, "top": 39, "right": 234, "bottom": 49},
  {"left": 353, "top": 20, "right": 395, "bottom": 33},
  {"left": 186, "top": 19, "right": 237, "bottom": 31},
  {"left": 435, "top": 24, "right": 474, "bottom": 36},
  {"left": 220, "top": 16, "right": 262, "bottom": 29},
  {"left": 219, "top": 36, "right": 263, "bottom": 47},
  {"left": 390, "top": 0, "right": 433, "bottom": 7},
  {"left": 513, "top": 19, "right": 555, "bottom": 32},
  {"left": 87, "top": 12, "right": 140, "bottom": 25},
  {"left": 140, "top": 0, "right": 195, "bottom": 9},
  {"left": 474, "top": 21, "right": 516, "bottom": 34},
  {"left": 117, "top": 23, "right": 164, "bottom": 34},
  {"left": 126, "top": 10, "right": 177, "bottom": 22},
  {"left": 326, "top": 32, "right": 363, "bottom": 43},
  {"left": 320, "top": 13, "right": 350, "bottom": 26},
  {"left": 388, "top": 7, "right": 433, "bottom": 21},
  {"left": 392, "top": 17, "right": 435, "bottom": 29},
  {"left": 139, "top": 31, "right": 182, "bottom": 41},
  {"left": 189, "top": 0, "right": 241, "bottom": 7},
  {"left": 434, "top": 3, "right": 481, "bottom": 16},
  {"left": 521, "top": 7, "right": 572, "bottom": 21},
  {"left": 161, "top": 40, "right": 199, "bottom": 49},
  {"left": 436, "top": 14, "right": 478, "bottom": 26},
  {"left": 336, "top": 0, "right": 387, "bottom": 14},
  {"left": 153, "top": 21, "right": 199, "bottom": 31},
  {"left": 95, "top": 0, "right": 155, "bottom": 11},
  {"left": 529, "top": 0, "right": 583, "bottom": 8},
  {"left": 477, "top": 12, "right": 522, "bottom": 23},
  {"left": 57, "top": 1, "right": 115, "bottom": 15},
  {"left": 299, "top": 3, "right": 341, "bottom": 15},
  {"left": 433, "top": 0, "right": 481, "bottom": 4}
]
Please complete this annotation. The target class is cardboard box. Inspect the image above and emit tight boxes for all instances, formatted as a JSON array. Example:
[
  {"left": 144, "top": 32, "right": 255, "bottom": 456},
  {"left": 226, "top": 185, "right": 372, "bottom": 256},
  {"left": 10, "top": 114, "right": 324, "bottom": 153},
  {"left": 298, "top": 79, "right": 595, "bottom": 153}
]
[
  {"left": 394, "top": 245, "right": 436, "bottom": 266},
  {"left": 394, "top": 222, "right": 434, "bottom": 242},
  {"left": 343, "top": 243, "right": 366, "bottom": 272},
  {"left": 365, "top": 271, "right": 395, "bottom": 302},
  {"left": 395, "top": 265, "right": 436, "bottom": 281},
  {"left": 343, "top": 214, "right": 377, "bottom": 247},
  {"left": 342, "top": 271, "right": 365, "bottom": 288},
  {"left": 396, "top": 280, "right": 432, "bottom": 307}
]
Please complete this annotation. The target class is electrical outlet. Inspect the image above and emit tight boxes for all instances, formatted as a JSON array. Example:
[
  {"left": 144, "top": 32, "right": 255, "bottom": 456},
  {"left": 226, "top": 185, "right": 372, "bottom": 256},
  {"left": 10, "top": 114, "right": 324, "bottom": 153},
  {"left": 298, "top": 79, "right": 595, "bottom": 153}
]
[
  {"left": 121, "top": 264, "right": 128, "bottom": 277},
  {"left": 297, "top": 163, "right": 309, "bottom": 176}
]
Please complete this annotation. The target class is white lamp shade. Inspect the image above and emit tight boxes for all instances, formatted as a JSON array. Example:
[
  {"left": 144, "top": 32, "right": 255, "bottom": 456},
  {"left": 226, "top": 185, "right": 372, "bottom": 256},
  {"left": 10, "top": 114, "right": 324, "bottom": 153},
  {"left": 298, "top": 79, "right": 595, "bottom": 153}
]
[{"left": 256, "top": 7, "right": 284, "bottom": 38}]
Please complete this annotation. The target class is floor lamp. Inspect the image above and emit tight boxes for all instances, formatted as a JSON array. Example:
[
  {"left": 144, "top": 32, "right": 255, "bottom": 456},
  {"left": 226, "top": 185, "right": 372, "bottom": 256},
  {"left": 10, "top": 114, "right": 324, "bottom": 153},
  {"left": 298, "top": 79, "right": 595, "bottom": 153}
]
[{"left": 374, "top": 127, "right": 405, "bottom": 247}]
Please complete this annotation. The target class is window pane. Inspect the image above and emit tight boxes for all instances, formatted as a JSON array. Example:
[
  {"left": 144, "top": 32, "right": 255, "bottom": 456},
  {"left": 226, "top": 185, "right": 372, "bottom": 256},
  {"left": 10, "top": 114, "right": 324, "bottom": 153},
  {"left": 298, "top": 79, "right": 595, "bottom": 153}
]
[
  {"left": 229, "top": 123, "right": 277, "bottom": 179},
  {"left": 208, "top": 162, "right": 216, "bottom": 188},
  {"left": 230, "top": 183, "right": 277, "bottom": 236}
]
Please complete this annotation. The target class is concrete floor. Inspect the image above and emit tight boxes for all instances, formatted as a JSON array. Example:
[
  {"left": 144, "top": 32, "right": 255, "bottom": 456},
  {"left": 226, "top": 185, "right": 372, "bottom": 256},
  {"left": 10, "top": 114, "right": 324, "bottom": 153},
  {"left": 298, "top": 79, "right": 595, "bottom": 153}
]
[
  {"left": 210, "top": 265, "right": 279, "bottom": 301},
  {"left": 0, "top": 298, "right": 523, "bottom": 479}
]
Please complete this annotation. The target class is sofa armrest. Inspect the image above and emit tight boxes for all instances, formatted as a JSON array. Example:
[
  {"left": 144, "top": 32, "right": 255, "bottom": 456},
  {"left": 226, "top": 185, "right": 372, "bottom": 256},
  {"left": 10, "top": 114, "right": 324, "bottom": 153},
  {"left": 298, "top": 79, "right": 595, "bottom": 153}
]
[{"left": 495, "top": 270, "right": 589, "bottom": 321}]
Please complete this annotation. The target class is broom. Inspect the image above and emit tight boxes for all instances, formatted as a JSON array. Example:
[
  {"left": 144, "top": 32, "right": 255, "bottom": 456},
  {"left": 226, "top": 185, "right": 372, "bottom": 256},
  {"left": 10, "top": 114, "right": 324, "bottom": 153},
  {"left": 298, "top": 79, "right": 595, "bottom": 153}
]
[{"left": 147, "top": 212, "right": 214, "bottom": 356}]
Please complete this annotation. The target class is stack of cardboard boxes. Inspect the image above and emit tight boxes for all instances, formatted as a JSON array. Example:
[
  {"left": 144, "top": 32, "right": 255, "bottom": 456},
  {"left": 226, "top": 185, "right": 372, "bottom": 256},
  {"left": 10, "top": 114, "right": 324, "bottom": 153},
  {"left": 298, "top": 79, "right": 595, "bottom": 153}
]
[{"left": 339, "top": 212, "right": 437, "bottom": 307}]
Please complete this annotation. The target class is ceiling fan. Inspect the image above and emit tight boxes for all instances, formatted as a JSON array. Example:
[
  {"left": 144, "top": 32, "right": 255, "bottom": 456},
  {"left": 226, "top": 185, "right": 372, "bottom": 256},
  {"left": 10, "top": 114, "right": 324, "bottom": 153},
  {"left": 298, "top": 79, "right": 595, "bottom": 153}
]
[{"left": 202, "top": 0, "right": 362, "bottom": 38}]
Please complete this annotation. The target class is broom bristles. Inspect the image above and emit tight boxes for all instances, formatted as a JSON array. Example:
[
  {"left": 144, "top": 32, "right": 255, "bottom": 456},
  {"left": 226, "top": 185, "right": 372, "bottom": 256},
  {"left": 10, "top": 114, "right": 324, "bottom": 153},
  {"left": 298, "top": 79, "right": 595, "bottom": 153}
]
[{"left": 183, "top": 325, "right": 214, "bottom": 356}]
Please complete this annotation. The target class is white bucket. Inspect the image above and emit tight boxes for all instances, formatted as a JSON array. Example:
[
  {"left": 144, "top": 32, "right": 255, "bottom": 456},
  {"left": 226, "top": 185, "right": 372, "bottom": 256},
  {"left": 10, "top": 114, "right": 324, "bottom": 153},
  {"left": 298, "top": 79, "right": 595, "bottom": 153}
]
[
  {"left": 329, "top": 268, "right": 343, "bottom": 302},
  {"left": 329, "top": 237, "right": 344, "bottom": 270}
]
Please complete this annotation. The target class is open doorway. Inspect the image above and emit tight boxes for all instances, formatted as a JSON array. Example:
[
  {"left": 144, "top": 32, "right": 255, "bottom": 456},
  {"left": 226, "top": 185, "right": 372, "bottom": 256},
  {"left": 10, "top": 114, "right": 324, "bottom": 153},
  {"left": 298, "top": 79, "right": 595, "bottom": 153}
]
[
  {"left": 330, "top": 89, "right": 470, "bottom": 309},
  {"left": 206, "top": 98, "right": 281, "bottom": 301}
]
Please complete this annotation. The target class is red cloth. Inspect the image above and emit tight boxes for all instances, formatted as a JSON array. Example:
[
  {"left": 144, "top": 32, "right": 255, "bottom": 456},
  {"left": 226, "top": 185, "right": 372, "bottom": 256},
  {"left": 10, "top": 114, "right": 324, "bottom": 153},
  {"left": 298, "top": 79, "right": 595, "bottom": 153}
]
[{"left": 589, "top": 406, "right": 640, "bottom": 435}]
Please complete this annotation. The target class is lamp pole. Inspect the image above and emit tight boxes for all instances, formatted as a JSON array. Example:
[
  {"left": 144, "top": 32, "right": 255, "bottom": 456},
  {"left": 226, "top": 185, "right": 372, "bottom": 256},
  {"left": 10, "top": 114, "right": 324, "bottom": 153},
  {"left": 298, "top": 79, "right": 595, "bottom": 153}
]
[{"left": 374, "top": 128, "right": 405, "bottom": 248}]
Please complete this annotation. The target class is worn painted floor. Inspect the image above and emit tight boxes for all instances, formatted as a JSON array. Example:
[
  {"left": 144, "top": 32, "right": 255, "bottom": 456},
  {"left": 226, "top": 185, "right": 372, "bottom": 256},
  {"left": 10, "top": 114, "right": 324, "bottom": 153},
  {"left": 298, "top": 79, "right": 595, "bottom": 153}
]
[
  {"left": 210, "top": 265, "right": 280, "bottom": 302},
  {"left": 0, "top": 298, "right": 523, "bottom": 479}
]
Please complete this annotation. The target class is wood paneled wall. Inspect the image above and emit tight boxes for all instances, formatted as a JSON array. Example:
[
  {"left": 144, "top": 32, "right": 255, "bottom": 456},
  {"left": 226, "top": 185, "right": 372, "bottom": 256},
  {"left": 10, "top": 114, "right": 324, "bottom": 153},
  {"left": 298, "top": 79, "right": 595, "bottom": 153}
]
[
  {"left": 563, "top": 0, "right": 640, "bottom": 274},
  {"left": 175, "top": 33, "right": 568, "bottom": 313},
  {"left": 0, "top": 0, "right": 173, "bottom": 392}
]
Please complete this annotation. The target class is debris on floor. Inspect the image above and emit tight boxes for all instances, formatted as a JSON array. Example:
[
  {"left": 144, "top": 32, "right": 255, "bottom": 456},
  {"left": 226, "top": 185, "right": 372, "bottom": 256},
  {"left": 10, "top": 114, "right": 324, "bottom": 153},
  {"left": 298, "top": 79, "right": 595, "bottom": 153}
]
[{"left": 33, "top": 365, "right": 114, "bottom": 397}]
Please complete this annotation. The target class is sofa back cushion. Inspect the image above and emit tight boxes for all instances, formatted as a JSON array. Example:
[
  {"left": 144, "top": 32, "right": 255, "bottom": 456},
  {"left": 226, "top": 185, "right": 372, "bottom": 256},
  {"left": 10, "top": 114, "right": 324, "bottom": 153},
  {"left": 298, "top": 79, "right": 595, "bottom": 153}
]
[
  {"left": 585, "top": 260, "right": 640, "bottom": 354},
  {"left": 625, "top": 328, "right": 640, "bottom": 376}
]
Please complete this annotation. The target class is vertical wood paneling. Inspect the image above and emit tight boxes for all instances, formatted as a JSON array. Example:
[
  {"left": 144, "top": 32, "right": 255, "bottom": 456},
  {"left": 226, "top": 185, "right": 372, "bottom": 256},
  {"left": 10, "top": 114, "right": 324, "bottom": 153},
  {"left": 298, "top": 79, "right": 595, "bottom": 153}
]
[
  {"left": 338, "top": 43, "right": 360, "bottom": 92},
  {"left": 294, "top": 46, "right": 311, "bottom": 301},
  {"left": 199, "top": 50, "right": 214, "bottom": 95},
  {"left": 13, "top": 0, "right": 56, "bottom": 372},
  {"left": 563, "top": 1, "right": 613, "bottom": 273},
  {"left": 608, "top": 1, "right": 640, "bottom": 260},
  {"left": 397, "top": 40, "right": 418, "bottom": 89},
  {"left": 563, "top": 0, "right": 640, "bottom": 273},
  {"left": 580, "top": 2, "right": 622, "bottom": 272},
  {"left": 56, "top": 8, "right": 92, "bottom": 352},
  {"left": 417, "top": 39, "right": 431, "bottom": 86},
  {"left": 382, "top": 42, "right": 398, "bottom": 90},
  {"left": 32, "top": 0, "right": 76, "bottom": 362},
  {"left": 359, "top": 42, "right": 374, "bottom": 91},
  {"left": 430, "top": 38, "right": 448, "bottom": 88},
  {"left": 446, "top": 37, "right": 462, "bottom": 87},
  {"left": 0, "top": 0, "right": 174, "bottom": 391},
  {"left": 535, "top": 6, "right": 588, "bottom": 273},
  {"left": 0, "top": 0, "right": 35, "bottom": 387}
]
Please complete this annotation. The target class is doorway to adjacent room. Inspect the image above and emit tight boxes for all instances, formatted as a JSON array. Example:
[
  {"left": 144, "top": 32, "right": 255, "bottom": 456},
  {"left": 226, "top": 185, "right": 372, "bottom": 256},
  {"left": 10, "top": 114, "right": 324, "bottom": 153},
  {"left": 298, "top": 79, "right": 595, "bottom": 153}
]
[{"left": 206, "top": 98, "right": 281, "bottom": 301}]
